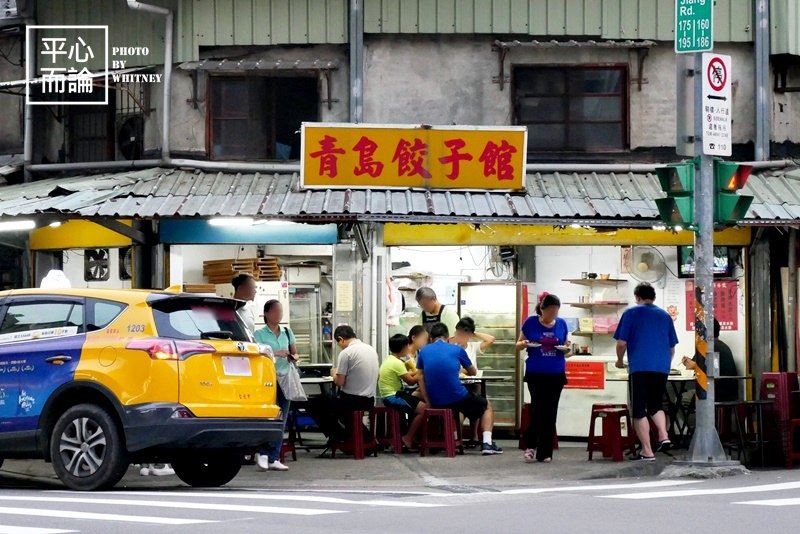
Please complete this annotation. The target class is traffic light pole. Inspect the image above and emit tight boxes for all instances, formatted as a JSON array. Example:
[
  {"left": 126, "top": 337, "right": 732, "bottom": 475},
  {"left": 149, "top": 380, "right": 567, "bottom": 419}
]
[{"left": 685, "top": 52, "right": 732, "bottom": 465}]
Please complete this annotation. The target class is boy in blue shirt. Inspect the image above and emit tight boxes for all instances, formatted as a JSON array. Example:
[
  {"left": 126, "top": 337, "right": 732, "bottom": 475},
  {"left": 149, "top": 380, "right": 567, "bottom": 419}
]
[
  {"left": 417, "top": 323, "right": 502, "bottom": 455},
  {"left": 614, "top": 282, "right": 678, "bottom": 461}
]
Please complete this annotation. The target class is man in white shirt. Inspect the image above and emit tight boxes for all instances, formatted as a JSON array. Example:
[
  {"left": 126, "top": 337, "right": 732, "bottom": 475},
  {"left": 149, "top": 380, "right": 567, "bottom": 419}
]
[
  {"left": 330, "top": 325, "right": 379, "bottom": 443},
  {"left": 332, "top": 325, "right": 379, "bottom": 409},
  {"left": 232, "top": 273, "right": 258, "bottom": 333}
]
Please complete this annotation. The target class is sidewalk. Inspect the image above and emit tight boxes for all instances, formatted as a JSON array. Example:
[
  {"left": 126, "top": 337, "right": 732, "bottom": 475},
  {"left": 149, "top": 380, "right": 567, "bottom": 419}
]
[{"left": 0, "top": 441, "right": 669, "bottom": 492}]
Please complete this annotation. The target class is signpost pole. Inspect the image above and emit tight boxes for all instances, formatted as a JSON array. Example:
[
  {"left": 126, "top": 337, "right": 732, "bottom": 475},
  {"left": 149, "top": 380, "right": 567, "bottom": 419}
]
[
  {"left": 684, "top": 52, "right": 732, "bottom": 466},
  {"left": 667, "top": 1, "right": 744, "bottom": 474}
]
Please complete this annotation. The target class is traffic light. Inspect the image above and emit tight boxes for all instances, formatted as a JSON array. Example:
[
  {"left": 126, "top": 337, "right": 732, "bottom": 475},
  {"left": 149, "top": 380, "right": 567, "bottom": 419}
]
[
  {"left": 655, "top": 162, "right": 695, "bottom": 226},
  {"left": 714, "top": 161, "right": 754, "bottom": 224}
]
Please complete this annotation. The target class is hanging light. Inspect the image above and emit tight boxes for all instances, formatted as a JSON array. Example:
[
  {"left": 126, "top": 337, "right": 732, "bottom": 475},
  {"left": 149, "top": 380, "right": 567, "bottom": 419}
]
[
  {"left": 208, "top": 217, "right": 255, "bottom": 227},
  {"left": 0, "top": 220, "right": 35, "bottom": 231}
]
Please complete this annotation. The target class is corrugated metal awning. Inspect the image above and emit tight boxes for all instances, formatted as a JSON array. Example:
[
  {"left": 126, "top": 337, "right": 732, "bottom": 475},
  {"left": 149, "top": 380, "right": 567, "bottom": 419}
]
[
  {"left": 0, "top": 166, "right": 798, "bottom": 226},
  {"left": 0, "top": 66, "right": 157, "bottom": 90},
  {"left": 178, "top": 59, "right": 340, "bottom": 72},
  {"left": 0, "top": 154, "right": 22, "bottom": 179},
  {"left": 494, "top": 39, "right": 656, "bottom": 49}
]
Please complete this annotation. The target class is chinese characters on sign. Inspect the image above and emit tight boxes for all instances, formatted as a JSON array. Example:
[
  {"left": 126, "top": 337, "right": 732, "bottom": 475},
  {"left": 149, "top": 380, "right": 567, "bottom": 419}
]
[
  {"left": 701, "top": 53, "right": 732, "bottom": 157},
  {"left": 26, "top": 25, "right": 109, "bottom": 105},
  {"left": 564, "top": 361, "right": 605, "bottom": 390},
  {"left": 684, "top": 280, "right": 739, "bottom": 331},
  {"left": 301, "top": 124, "right": 527, "bottom": 189}
]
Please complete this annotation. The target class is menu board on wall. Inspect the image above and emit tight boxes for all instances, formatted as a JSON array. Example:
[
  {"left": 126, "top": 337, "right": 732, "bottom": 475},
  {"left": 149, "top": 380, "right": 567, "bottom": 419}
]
[
  {"left": 564, "top": 361, "right": 605, "bottom": 390},
  {"left": 684, "top": 280, "right": 739, "bottom": 331}
]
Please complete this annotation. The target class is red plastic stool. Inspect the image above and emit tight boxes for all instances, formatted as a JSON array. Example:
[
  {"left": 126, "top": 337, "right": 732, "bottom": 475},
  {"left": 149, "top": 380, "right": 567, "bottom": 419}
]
[
  {"left": 373, "top": 406, "right": 404, "bottom": 454},
  {"left": 587, "top": 405, "right": 636, "bottom": 462},
  {"left": 279, "top": 439, "right": 296, "bottom": 463},
  {"left": 331, "top": 410, "right": 378, "bottom": 460},
  {"left": 518, "top": 403, "right": 560, "bottom": 451},
  {"left": 419, "top": 408, "right": 460, "bottom": 458}
]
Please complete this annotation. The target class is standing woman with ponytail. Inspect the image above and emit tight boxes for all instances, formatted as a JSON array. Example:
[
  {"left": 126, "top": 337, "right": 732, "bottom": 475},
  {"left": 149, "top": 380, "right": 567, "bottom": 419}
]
[{"left": 516, "top": 293, "right": 570, "bottom": 463}]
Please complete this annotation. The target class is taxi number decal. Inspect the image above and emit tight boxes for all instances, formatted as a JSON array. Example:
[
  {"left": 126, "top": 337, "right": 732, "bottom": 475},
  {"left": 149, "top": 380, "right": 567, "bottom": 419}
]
[{"left": 127, "top": 324, "right": 146, "bottom": 333}]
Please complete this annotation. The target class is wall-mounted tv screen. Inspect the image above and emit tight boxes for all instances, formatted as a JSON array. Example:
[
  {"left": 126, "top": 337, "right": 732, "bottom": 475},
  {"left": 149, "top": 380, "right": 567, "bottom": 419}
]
[{"left": 677, "top": 246, "right": 738, "bottom": 278}]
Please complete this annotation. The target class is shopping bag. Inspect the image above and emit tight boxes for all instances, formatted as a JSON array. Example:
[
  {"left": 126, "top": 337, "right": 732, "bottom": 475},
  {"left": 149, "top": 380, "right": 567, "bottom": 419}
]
[{"left": 277, "top": 362, "right": 308, "bottom": 402}]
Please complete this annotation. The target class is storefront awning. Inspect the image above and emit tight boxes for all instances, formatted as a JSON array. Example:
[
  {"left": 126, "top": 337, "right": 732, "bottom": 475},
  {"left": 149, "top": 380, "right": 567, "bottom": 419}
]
[
  {"left": 0, "top": 154, "right": 22, "bottom": 181},
  {"left": 0, "top": 166, "right": 798, "bottom": 226}
]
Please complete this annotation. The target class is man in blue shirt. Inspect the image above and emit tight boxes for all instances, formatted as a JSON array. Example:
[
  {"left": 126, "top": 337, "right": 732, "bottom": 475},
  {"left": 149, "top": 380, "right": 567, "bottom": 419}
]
[
  {"left": 417, "top": 323, "right": 502, "bottom": 455},
  {"left": 614, "top": 282, "right": 679, "bottom": 461}
]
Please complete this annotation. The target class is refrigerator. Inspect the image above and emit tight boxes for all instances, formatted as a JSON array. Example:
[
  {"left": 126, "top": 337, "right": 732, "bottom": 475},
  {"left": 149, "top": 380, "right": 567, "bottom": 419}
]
[
  {"left": 288, "top": 285, "right": 324, "bottom": 364},
  {"left": 215, "top": 281, "right": 291, "bottom": 327},
  {"left": 457, "top": 281, "right": 536, "bottom": 429}
]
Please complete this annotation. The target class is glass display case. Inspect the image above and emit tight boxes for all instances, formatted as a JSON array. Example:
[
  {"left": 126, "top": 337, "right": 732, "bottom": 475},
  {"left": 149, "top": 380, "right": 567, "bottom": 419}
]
[
  {"left": 289, "top": 285, "right": 321, "bottom": 364},
  {"left": 458, "top": 281, "right": 534, "bottom": 428}
]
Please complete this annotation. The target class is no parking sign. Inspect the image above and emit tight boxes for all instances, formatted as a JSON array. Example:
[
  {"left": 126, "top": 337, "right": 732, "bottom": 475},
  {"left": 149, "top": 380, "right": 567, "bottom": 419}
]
[{"left": 701, "top": 53, "right": 732, "bottom": 157}]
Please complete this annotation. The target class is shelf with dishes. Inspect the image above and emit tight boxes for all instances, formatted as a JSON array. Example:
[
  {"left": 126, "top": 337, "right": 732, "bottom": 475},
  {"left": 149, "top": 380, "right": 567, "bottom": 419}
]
[
  {"left": 563, "top": 278, "right": 628, "bottom": 286},
  {"left": 564, "top": 301, "right": 628, "bottom": 310},
  {"left": 571, "top": 330, "right": 616, "bottom": 337}
]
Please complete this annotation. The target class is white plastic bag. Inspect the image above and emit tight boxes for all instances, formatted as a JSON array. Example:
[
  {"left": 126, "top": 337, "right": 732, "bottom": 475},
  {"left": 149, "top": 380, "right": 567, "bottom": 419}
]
[{"left": 277, "top": 362, "right": 308, "bottom": 402}]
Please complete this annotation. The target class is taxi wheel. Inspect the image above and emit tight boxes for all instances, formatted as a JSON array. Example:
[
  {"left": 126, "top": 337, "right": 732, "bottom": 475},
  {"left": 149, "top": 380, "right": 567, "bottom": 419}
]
[
  {"left": 172, "top": 454, "right": 242, "bottom": 487},
  {"left": 50, "top": 404, "right": 129, "bottom": 491}
]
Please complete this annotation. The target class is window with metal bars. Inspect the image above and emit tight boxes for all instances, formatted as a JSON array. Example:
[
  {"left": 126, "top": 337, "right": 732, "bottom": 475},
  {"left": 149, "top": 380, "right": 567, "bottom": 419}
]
[
  {"left": 65, "top": 80, "right": 146, "bottom": 162},
  {"left": 513, "top": 65, "right": 628, "bottom": 153},
  {"left": 207, "top": 75, "right": 319, "bottom": 161}
]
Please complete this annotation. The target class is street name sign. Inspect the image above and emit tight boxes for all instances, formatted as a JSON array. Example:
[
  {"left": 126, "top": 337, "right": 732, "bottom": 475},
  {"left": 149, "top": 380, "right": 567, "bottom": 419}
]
[{"left": 675, "top": 0, "right": 713, "bottom": 53}]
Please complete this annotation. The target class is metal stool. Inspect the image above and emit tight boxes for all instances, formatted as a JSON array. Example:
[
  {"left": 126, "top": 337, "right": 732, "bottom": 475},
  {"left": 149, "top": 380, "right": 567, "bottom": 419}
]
[
  {"left": 744, "top": 399, "right": 772, "bottom": 467},
  {"left": 714, "top": 401, "right": 746, "bottom": 461}
]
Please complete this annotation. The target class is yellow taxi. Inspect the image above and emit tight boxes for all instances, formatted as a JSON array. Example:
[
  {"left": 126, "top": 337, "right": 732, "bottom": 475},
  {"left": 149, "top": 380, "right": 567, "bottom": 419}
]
[{"left": 0, "top": 287, "right": 281, "bottom": 490}]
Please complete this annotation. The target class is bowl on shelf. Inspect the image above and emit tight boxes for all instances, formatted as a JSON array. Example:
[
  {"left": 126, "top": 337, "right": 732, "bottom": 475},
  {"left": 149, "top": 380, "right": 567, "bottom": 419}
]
[
  {"left": 599, "top": 273, "right": 610, "bottom": 280},
  {"left": 587, "top": 273, "right": 598, "bottom": 279}
]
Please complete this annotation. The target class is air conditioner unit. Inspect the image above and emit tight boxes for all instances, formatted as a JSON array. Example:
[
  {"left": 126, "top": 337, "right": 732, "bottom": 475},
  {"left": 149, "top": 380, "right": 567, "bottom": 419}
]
[{"left": 115, "top": 115, "right": 144, "bottom": 161}]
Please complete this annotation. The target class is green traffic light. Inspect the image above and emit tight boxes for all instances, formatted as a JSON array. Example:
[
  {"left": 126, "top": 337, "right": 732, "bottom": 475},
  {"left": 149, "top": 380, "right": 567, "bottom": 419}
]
[
  {"left": 655, "top": 163, "right": 695, "bottom": 194},
  {"left": 713, "top": 160, "right": 754, "bottom": 224},
  {"left": 716, "top": 193, "right": 754, "bottom": 224},
  {"left": 655, "top": 162, "right": 695, "bottom": 226},
  {"left": 656, "top": 197, "right": 694, "bottom": 225}
]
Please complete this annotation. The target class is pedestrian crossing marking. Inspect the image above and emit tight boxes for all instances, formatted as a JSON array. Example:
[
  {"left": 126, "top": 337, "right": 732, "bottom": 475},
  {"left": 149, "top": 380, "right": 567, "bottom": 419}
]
[
  {"left": 0, "top": 507, "right": 210, "bottom": 525},
  {"left": 497, "top": 480, "right": 699, "bottom": 496},
  {"left": 0, "top": 527, "right": 78, "bottom": 534},
  {"left": 734, "top": 497, "right": 800, "bottom": 507},
  {"left": 80, "top": 490, "right": 445, "bottom": 508},
  {"left": 0, "top": 496, "right": 344, "bottom": 516},
  {"left": 599, "top": 480, "right": 800, "bottom": 500}
]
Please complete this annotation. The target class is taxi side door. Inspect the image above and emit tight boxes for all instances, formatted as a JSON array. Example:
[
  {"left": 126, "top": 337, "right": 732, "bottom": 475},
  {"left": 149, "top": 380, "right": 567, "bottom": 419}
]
[{"left": 0, "top": 296, "right": 86, "bottom": 450}]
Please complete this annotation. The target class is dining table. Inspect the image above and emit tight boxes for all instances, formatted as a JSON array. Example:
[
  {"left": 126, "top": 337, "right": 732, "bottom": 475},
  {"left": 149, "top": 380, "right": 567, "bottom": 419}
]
[
  {"left": 606, "top": 374, "right": 754, "bottom": 448},
  {"left": 460, "top": 375, "right": 510, "bottom": 399},
  {"left": 299, "top": 375, "right": 335, "bottom": 397},
  {"left": 297, "top": 362, "right": 334, "bottom": 379}
]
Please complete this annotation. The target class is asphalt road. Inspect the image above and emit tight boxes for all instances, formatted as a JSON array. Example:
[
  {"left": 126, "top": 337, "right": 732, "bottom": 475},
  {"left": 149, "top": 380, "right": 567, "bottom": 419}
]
[{"left": 0, "top": 469, "right": 799, "bottom": 533}]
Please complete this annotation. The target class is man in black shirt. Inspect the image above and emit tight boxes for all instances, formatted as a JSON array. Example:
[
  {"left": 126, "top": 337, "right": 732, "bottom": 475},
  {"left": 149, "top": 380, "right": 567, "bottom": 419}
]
[{"left": 683, "top": 318, "right": 739, "bottom": 402}]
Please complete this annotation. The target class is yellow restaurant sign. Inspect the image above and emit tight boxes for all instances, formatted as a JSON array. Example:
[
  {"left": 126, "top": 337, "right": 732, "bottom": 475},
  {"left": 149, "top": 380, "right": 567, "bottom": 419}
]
[{"left": 301, "top": 123, "right": 527, "bottom": 190}]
